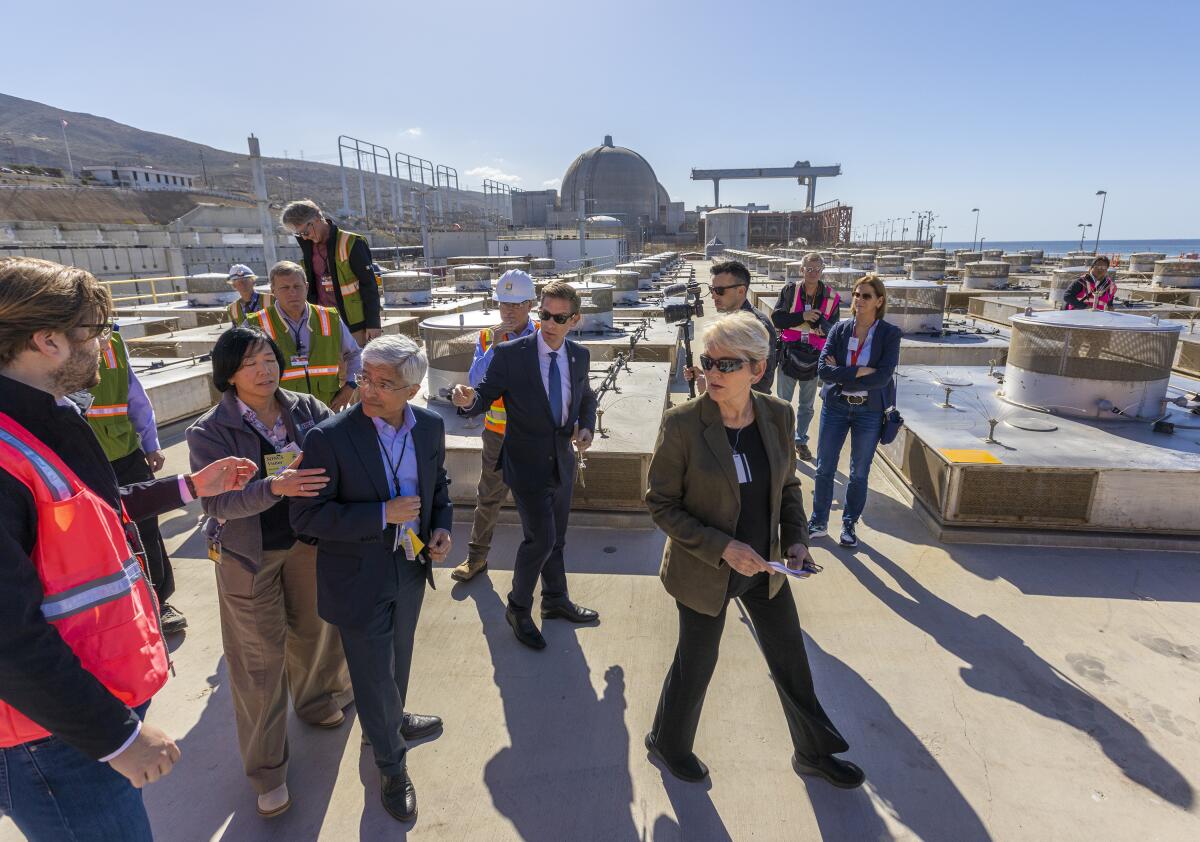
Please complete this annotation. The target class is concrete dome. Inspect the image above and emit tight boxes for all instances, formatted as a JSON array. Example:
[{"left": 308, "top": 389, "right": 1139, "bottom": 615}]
[{"left": 561, "top": 135, "right": 660, "bottom": 226}]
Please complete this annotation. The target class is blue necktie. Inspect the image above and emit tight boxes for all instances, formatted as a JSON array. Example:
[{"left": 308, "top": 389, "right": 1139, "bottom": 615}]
[{"left": 548, "top": 351, "right": 562, "bottom": 427}]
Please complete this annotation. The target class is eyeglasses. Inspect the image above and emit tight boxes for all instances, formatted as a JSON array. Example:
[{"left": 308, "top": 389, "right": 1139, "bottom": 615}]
[
  {"left": 852, "top": 291, "right": 876, "bottom": 300},
  {"left": 78, "top": 321, "right": 114, "bottom": 342},
  {"left": 293, "top": 221, "right": 316, "bottom": 239},
  {"left": 803, "top": 265, "right": 824, "bottom": 272},
  {"left": 538, "top": 309, "right": 575, "bottom": 324},
  {"left": 708, "top": 283, "right": 747, "bottom": 296},
  {"left": 699, "top": 354, "right": 751, "bottom": 373},
  {"left": 358, "top": 375, "right": 411, "bottom": 393}
]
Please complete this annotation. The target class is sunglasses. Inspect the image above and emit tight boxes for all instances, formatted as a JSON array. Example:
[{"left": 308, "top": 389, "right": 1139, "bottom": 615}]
[
  {"left": 538, "top": 309, "right": 575, "bottom": 324},
  {"left": 699, "top": 354, "right": 750, "bottom": 373},
  {"left": 708, "top": 283, "right": 747, "bottom": 296},
  {"left": 852, "top": 291, "right": 876, "bottom": 299}
]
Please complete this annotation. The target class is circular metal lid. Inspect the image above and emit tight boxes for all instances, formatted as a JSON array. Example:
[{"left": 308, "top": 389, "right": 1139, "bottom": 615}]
[
  {"left": 419, "top": 311, "right": 501, "bottom": 330},
  {"left": 1010, "top": 309, "right": 1184, "bottom": 333},
  {"left": 1005, "top": 416, "right": 1059, "bottom": 432},
  {"left": 933, "top": 375, "right": 973, "bottom": 387},
  {"left": 884, "top": 279, "right": 942, "bottom": 289}
]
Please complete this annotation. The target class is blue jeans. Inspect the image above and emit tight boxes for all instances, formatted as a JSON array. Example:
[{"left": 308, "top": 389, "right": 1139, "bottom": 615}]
[
  {"left": 0, "top": 705, "right": 153, "bottom": 841},
  {"left": 811, "top": 395, "right": 882, "bottom": 526},
  {"left": 775, "top": 369, "right": 821, "bottom": 446}
]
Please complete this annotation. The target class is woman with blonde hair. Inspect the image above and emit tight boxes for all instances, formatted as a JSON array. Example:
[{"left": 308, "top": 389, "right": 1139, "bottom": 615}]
[{"left": 809, "top": 274, "right": 902, "bottom": 548}]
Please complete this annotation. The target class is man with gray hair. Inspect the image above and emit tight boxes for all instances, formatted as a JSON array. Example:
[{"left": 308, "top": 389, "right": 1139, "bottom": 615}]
[
  {"left": 291, "top": 334, "right": 452, "bottom": 823},
  {"left": 280, "top": 199, "right": 382, "bottom": 346}
]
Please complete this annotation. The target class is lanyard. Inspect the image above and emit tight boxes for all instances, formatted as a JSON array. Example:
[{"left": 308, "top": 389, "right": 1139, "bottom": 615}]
[
  {"left": 849, "top": 325, "right": 873, "bottom": 366},
  {"left": 377, "top": 427, "right": 411, "bottom": 496},
  {"left": 241, "top": 407, "right": 289, "bottom": 451},
  {"left": 248, "top": 291, "right": 260, "bottom": 313}
]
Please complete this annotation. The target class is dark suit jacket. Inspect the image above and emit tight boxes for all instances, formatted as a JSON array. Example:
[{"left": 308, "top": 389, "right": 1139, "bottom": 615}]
[
  {"left": 645, "top": 392, "right": 808, "bottom": 617},
  {"left": 460, "top": 333, "right": 597, "bottom": 496},
  {"left": 817, "top": 317, "right": 902, "bottom": 412},
  {"left": 290, "top": 404, "right": 452, "bottom": 628}
]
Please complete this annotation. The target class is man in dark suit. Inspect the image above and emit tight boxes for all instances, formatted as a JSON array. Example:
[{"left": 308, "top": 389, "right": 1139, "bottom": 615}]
[
  {"left": 291, "top": 335, "right": 452, "bottom": 824},
  {"left": 451, "top": 280, "right": 599, "bottom": 650}
]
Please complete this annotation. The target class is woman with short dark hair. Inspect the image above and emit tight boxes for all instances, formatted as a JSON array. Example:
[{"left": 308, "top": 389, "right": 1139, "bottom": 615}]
[
  {"left": 185, "top": 325, "right": 353, "bottom": 818},
  {"left": 809, "top": 274, "right": 902, "bottom": 548}
]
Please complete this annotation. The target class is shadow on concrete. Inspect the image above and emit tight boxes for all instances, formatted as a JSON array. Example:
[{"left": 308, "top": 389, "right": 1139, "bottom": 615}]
[
  {"left": 146, "top": 660, "right": 354, "bottom": 842},
  {"left": 730, "top": 601, "right": 991, "bottom": 841},
  {"left": 840, "top": 543, "right": 1194, "bottom": 809},
  {"left": 455, "top": 580, "right": 640, "bottom": 841}
]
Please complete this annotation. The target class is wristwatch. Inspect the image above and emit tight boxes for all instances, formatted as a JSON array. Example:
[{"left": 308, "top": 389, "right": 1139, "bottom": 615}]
[{"left": 344, "top": 379, "right": 358, "bottom": 390}]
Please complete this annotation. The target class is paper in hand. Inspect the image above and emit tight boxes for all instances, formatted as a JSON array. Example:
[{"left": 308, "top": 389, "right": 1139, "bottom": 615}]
[{"left": 767, "top": 560, "right": 819, "bottom": 578}]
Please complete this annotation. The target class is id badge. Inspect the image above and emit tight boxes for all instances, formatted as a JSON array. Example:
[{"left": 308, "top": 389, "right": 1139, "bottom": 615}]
[
  {"left": 290, "top": 355, "right": 308, "bottom": 369},
  {"left": 264, "top": 450, "right": 299, "bottom": 476},
  {"left": 207, "top": 538, "right": 221, "bottom": 563},
  {"left": 733, "top": 452, "right": 752, "bottom": 484},
  {"left": 848, "top": 337, "right": 860, "bottom": 353}
]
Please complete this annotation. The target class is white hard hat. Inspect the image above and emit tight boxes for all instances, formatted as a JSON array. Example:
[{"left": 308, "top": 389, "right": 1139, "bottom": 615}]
[
  {"left": 494, "top": 269, "right": 535, "bottom": 303},
  {"left": 227, "top": 263, "right": 256, "bottom": 280}
]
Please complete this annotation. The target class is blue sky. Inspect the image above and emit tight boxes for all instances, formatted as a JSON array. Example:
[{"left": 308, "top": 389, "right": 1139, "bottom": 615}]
[{"left": 3, "top": 0, "right": 1197, "bottom": 240}]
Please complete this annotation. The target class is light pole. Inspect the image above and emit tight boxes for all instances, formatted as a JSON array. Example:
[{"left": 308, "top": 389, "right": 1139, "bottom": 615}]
[
  {"left": 971, "top": 208, "right": 981, "bottom": 251},
  {"left": 1094, "top": 190, "right": 1107, "bottom": 253},
  {"left": 979, "top": 237, "right": 986, "bottom": 252},
  {"left": 913, "top": 211, "right": 922, "bottom": 243},
  {"left": 937, "top": 225, "right": 947, "bottom": 247},
  {"left": 1077, "top": 223, "right": 1092, "bottom": 252},
  {"left": 889, "top": 218, "right": 898, "bottom": 240}
]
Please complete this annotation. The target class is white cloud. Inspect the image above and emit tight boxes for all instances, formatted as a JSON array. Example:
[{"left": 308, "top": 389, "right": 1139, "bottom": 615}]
[
  {"left": 403, "top": 127, "right": 422, "bottom": 137},
  {"left": 465, "top": 165, "right": 522, "bottom": 185},
  {"left": 542, "top": 178, "right": 562, "bottom": 189}
]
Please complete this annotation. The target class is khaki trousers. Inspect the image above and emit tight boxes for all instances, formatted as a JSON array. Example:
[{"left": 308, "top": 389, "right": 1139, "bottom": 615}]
[
  {"left": 215, "top": 540, "right": 353, "bottom": 793},
  {"left": 467, "top": 427, "right": 510, "bottom": 563}
]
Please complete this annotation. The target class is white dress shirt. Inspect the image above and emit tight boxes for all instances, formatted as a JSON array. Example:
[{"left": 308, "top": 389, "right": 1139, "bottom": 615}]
[{"left": 536, "top": 331, "right": 572, "bottom": 427}]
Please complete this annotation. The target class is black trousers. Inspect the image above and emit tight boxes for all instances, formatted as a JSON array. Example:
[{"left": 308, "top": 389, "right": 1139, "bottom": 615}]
[
  {"left": 651, "top": 571, "right": 849, "bottom": 761},
  {"left": 111, "top": 448, "right": 174, "bottom": 602},
  {"left": 338, "top": 555, "right": 426, "bottom": 777},
  {"left": 507, "top": 477, "right": 573, "bottom": 613}
]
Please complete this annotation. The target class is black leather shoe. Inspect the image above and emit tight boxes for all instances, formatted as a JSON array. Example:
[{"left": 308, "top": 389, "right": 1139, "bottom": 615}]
[
  {"left": 401, "top": 713, "right": 443, "bottom": 741},
  {"left": 540, "top": 601, "right": 600, "bottom": 623},
  {"left": 506, "top": 608, "right": 547, "bottom": 650},
  {"left": 381, "top": 771, "right": 417, "bottom": 821},
  {"left": 792, "top": 752, "right": 865, "bottom": 789},
  {"left": 644, "top": 733, "right": 709, "bottom": 783}
]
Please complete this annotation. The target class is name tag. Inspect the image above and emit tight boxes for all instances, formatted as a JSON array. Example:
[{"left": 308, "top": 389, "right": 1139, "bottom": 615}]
[
  {"left": 848, "top": 337, "right": 859, "bottom": 353},
  {"left": 733, "top": 452, "right": 752, "bottom": 484},
  {"left": 264, "top": 450, "right": 299, "bottom": 476},
  {"left": 290, "top": 355, "right": 308, "bottom": 368},
  {"left": 207, "top": 538, "right": 222, "bottom": 563}
]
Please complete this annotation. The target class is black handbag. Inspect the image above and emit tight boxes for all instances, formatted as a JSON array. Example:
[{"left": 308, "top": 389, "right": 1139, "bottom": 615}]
[
  {"left": 880, "top": 376, "right": 903, "bottom": 444},
  {"left": 778, "top": 339, "right": 821, "bottom": 381}
]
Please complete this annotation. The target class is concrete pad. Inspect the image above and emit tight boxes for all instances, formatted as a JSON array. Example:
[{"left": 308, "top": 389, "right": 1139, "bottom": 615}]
[
  {"left": 114, "top": 315, "right": 182, "bottom": 339},
  {"left": 130, "top": 357, "right": 221, "bottom": 425},
  {"left": 116, "top": 301, "right": 229, "bottom": 329},
  {"left": 124, "top": 316, "right": 420, "bottom": 358}
]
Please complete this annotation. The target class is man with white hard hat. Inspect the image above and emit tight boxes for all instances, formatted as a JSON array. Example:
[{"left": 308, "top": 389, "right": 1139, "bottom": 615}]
[
  {"left": 450, "top": 269, "right": 538, "bottom": 583},
  {"left": 226, "top": 264, "right": 272, "bottom": 325}
]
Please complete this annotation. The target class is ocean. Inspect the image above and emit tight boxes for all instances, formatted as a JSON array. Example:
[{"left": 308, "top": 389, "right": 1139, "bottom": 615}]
[{"left": 936, "top": 239, "right": 1200, "bottom": 258}]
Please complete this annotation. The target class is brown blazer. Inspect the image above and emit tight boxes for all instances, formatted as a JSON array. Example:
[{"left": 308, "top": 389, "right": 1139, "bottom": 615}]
[{"left": 645, "top": 391, "right": 809, "bottom": 617}]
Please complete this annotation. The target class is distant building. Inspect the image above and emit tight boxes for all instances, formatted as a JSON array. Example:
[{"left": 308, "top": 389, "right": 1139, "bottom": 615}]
[{"left": 81, "top": 165, "right": 196, "bottom": 191}]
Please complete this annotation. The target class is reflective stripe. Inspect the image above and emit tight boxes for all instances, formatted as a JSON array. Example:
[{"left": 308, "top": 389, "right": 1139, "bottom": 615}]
[
  {"left": 41, "top": 557, "right": 143, "bottom": 621},
  {"left": 254, "top": 309, "right": 278, "bottom": 341},
  {"left": 280, "top": 365, "right": 340, "bottom": 381},
  {"left": 315, "top": 306, "right": 331, "bottom": 336},
  {"left": 337, "top": 230, "right": 351, "bottom": 263},
  {"left": 86, "top": 404, "right": 129, "bottom": 418},
  {"left": 102, "top": 345, "right": 118, "bottom": 368},
  {"left": 304, "top": 365, "right": 340, "bottom": 376},
  {"left": 0, "top": 427, "right": 74, "bottom": 502},
  {"left": 339, "top": 280, "right": 360, "bottom": 296}
]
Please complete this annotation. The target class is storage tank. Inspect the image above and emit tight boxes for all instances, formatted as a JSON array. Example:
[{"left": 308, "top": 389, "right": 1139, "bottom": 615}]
[
  {"left": 821, "top": 267, "right": 862, "bottom": 290},
  {"left": 875, "top": 254, "right": 904, "bottom": 275},
  {"left": 568, "top": 281, "right": 615, "bottom": 333},
  {"left": 185, "top": 273, "right": 236, "bottom": 306},
  {"left": 1002, "top": 310, "right": 1184, "bottom": 420},
  {"left": 381, "top": 271, "right": 434, "bottom": 306},
  {"left": 883, "top": 280, "right": 946, "bottom": 333},
  {"left": 910, "top": 257, "right": 947, "bottom": 281},
  {"left": 924, "top": 248, "right": 948, "bottom": 259},
  {"left": 1002, "top": 253, "right": 1033, "bottom": 274},
  {"left": 982, "top": 249, "right": 1003, "bottom": 260},
  {"left": 1020, "top": 249, "right": 1044, "bottom": 264},
  {"left": 704, "top": 208, "right": 750, "bottom": 250},
  {"left": 1049, "top": 268, "right": 1084, "bottom": 305},
  {"left": 767, "top": 258, "right": 789, "bottom": 281},
  {"left": 849, "top": 252, "right": 875, "bottom": 271},
  {"left": 1127, "top": 252, "right": 1165, "bottom": 273},
  {"left": 499, "top": 261, "right": 530, "bottom": 273},
  {"left": 955, "top": 251, "right": 983, "bottom": 268},
  {"left": 961, "top": 261, "right": 1011, "bottom": 289},
  {"left": 631, "top": 260, "right": 660, "bottom": 286},
  {"left": 419, "top": 311, "right": 501, "bottom": 400},
  {"left": 1152, "top": 259, "right": 1200, "bottom": 288},
  {"left": 451, "top": 264, "right": 492, "bottom": 292},
  {"left": 591, "top": 270, "right": 640, "bottom": 305},
  {"left": 530, "top": 258, "right": 556, "bottom": 276},
  {"left": 616, "top": 262, "right": 652, "bottom": 285},
  {"left": 830, "top": 251, "right": 852, "bottom": 267},
  {"left": 447, "top": 256, "right": 492, "bottom": 267}
]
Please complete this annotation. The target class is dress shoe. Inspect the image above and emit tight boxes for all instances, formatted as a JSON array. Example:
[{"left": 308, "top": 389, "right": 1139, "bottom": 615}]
[
  {"left": 401, "top": 713, "right": 443, "bottom": 741},
  {"left": 791, "top": 752, "right": 865, "bottom": 789},
  {"left": 315, "top": 710, "right": 345, "bottom": 728},
  {"left": 540, "top": 601, "right": 600, "bottom": 623},
  {"left": 256, "top": 783, "right": 291, "bottom": 818},
  {"left": 451, "top": 557, "right": 487, "bottom": 582},
  {"left": 381, "top": 771, "right": 417, "bottom": 822},
  {"left": 644, "top": 733, "right": 709, "bottom": 783},
  {"left": 505, "top": 608, "right": 547, "bottom": 650}
]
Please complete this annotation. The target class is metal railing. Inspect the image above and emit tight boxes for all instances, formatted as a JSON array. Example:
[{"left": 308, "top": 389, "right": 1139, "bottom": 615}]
[{"left": 100, "top": 276, "right": 188, "bottom": 305}]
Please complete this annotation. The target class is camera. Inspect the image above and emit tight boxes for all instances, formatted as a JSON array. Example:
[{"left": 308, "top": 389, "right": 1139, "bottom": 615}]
[{"left": 662, "top": 282, "right": 705, "bottom": 325}]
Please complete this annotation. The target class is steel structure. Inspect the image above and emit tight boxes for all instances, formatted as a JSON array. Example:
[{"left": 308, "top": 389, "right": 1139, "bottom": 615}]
[
  {"left": 482, "top": 179, "right": 513, "bottom": 225},
  {"left": 337, "top": 136, "right": 396, "bottom": 219},
  {"left": 435, "top": 164, "right": 458, "bottom": 220},
  {"left": 690, "top": 161, "right": 842, "bottom": 209},
  {"left": 396, "top": 152, "right": 435, "bottom": 225}
]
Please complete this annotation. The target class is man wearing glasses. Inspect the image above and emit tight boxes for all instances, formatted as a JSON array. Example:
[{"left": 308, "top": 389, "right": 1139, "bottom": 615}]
[
  {"left": 451, "top": 281, "right": 599, "bottom": 651},
  {"left": 280, "top": 199, "right": 383, "bottom": 347},
  {"left": 450, "top": 270, "right": 538, "bottom": 583},
  {"left": 688, "top": 260, "right": 776, "bottom": 394}
]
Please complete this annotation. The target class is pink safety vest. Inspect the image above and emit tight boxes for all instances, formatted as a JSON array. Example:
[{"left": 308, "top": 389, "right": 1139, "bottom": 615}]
[{"left": 780, "top": 284, "right": 841, "bottom": 349}]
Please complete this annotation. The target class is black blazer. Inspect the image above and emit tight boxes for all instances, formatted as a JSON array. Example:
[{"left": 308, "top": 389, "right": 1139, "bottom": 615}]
[
  {"left": 290, "top": 404, "right": 452, "bottom": 628},
  {"left": 460, "top": 333, "right": 597, "bottom": 496},
  {"left": 817, "top": 318, "right": 902, "bottom": 412}
]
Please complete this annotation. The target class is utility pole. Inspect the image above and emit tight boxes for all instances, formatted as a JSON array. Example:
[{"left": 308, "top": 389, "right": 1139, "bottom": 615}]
[
  {"left": 1094, "top": 190, "right": 1107, "bottom": 253},
  {"left": 971, "top": 208, "right": 981, "bottom": 251},
  {"left": 60, "top": 120, "right": 74, "bottom": 178},
  {"left": 247, "top": 134, "right": 278, "bottom": 267},
  {"left": 199, "top": 149, "right": 210, "bottom": 189}
]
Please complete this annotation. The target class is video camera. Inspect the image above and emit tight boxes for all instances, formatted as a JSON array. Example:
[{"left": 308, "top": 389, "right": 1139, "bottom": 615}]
[{"left": 662, "top": 282, "right": 705, "bottom": 325}]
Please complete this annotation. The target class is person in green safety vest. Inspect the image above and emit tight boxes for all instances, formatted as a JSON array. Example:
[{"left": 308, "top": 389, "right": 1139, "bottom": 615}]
[
  {"left": 280, "top": 199, "right": 382, "bottom": 347},
  {"left": 245, "top": 261, "right": 363, "bottom": 411},
  {"left": 226, "top": 263, "right": 272, "bottom": 325},
  {"left": 85, "top": 329, "right": 188, "bottom": 635}
]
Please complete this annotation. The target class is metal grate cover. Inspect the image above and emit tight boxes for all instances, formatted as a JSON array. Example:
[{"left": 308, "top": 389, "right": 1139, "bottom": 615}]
[
  {"left": 1007, "top": 323, "right": 1177, "bottom": 382},
  {"left": 955, "top": 468, "right": 1096, "bottom": 522},
  {"left": 889, "top": 286, "right": 947, "bottom": 315}
]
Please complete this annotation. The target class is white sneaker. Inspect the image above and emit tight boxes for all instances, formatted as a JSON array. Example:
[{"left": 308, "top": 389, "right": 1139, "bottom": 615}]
[{"left": 257, "top": 783, "right": 291, "bottom": 818}]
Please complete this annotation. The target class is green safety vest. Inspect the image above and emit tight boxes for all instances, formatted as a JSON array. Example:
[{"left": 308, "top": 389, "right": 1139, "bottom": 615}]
[
  {"left": 86, "top": 333, "right": 141, "bottom": 462},
  {"left": 247, "top": 303, "right": 343, "bottom": 406},
  {"left": 227, "top": 291, "right": 272, "bottom": 325},
  {"left": 327, "top": 229, "right": 374, "bottom": 327}
]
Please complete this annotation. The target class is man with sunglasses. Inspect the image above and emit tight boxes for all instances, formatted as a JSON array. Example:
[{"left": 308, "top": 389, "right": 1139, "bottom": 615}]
[
  {"left": 688, "top": 261, "right": 775, "bottom": 395},
  {"left": 451, "top": 281, "right": 599, "bottom": 650}
]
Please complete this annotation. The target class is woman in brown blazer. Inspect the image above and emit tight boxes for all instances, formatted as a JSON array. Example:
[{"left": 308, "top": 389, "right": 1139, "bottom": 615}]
[{"left": 644, "top": 311, "right": 863, "bottom": 789}]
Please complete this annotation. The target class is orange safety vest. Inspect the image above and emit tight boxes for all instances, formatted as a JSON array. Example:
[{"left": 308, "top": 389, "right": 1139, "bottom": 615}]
[
  {"left": 479, "top": 322, "right": 539, "bottom": 434},
  {"left": 0, "top": 412, "right": 168, "bottom": 748}
]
